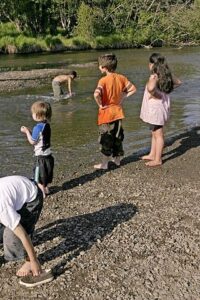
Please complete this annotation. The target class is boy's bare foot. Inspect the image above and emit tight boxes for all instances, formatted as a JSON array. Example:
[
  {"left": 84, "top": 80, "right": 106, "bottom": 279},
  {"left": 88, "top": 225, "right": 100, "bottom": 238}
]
[
  {"left": 145, "top": 160, "right": 162, "bottom": 167},
  {"left": 94, "top": 163, "right": 108, "bottom": 170},
  {"left": 17, "top": 261, "right": 32, "bottom": 277},
  {"left": 141, "top": 155, "right": 154, "bottom": 160},
  {"left": 112, "top": 157, "right": 121, "bottom": 166},
  {"left": 44, "top": 187, "right": 50, "bottom": 195}
]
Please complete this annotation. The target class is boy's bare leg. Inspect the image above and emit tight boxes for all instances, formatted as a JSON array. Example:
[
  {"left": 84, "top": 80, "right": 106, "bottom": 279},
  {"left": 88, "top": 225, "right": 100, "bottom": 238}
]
[
  {"left": 44, "top": 186, "right": 50, "bottom": 195},
  {"left": 112, "top": 156, "right": 121, "bottom": 166},
  {"left": 141, "top": 131, "right": 156, "bottom": 160},
  {"left": 146, "top": 128, "right": 164, "bottom": 166},
  {"left": 38, "top": 183, "right": 46, "bottom": 198},
  {"left": 94, "top": 155, "right": 111, "bottom": 170}
]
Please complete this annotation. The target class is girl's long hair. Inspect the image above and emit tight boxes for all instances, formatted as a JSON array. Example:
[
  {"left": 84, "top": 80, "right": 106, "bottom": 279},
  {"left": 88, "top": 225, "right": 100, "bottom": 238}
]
[{"left": 149, "top": 53, "right": 174, "bottom": 94}]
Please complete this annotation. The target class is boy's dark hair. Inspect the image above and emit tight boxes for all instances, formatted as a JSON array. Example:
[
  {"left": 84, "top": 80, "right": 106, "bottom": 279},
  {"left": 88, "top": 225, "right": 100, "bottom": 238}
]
[
  {"left": 98, "top": 54, "right": 117, "bottom": 72},
  {"left": 149, "top": 53, "right": 174, "bottom": 94},
  {"left": 69, "top": 70, "right": 77, "bottom": 78},
  {"left": 31, "top": 101, "right": 52, "bottom": 121}
]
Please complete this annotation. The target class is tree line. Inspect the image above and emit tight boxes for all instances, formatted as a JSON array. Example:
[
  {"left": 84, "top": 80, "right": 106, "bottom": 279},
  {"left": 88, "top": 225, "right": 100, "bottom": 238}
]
[{"left": 0, "top": 0, "right": 200, "bottom": 53}]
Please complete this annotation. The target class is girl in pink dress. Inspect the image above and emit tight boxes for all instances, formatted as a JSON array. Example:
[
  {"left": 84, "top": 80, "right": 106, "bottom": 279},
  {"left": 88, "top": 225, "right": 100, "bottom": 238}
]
[{"left": 140, "top": 53, "right": 181, "bottom": 166}]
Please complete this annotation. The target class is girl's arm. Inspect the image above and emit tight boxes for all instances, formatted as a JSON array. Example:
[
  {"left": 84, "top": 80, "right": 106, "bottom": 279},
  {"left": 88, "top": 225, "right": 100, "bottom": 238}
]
[
  {"left": 147, "top": 74, "right": 161, "bottom": 98},
  {"left": 173, "top": 76, "right": 182, "bottom": 89},
  {"left": 20, "top": 126, "right": 36, "bottom": 145},
  {"left": 14, "top": 224, "right": 42, "bottom": 276}
]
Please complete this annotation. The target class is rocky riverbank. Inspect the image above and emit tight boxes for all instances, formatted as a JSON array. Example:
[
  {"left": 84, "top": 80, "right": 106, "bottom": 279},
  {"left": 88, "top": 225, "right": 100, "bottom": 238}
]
[{"left": 0, "top": 127, "right": 200, "bottom": 299}]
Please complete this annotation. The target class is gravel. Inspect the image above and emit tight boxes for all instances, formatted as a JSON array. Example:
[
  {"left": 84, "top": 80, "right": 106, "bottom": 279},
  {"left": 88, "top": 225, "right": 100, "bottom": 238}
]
[{"left": 0, "top": 127, "right": 200, "bottom": 300}]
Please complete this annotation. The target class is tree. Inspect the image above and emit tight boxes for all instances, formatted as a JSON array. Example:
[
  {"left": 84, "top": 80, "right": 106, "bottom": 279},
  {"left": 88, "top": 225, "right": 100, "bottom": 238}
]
[{"left": 74, "top": 2, "right": 96, "bottom": 40}]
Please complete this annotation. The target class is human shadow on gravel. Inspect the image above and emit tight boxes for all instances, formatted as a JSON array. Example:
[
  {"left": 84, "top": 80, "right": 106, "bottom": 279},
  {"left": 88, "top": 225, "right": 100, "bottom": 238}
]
[
  {"left": 49, "top": 127, "right": 200, "bottom": 194},
  {"left": 162, "top": 126, "right": 200, "bottom": 163},
  {"left": 48, "top": 154, "right": 141, "bottom": 194},
  {"left": 34, "top": 203, "right": 137, "bottom": 277}
]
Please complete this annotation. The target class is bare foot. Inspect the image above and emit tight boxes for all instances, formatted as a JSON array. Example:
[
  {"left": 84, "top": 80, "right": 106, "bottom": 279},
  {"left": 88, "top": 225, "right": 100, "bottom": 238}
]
[
  {"left": 94, "top": 163, "right": 108, "bottom": 170},
  {"left": 44, "top": 187, "right": 50, "bottom": 195},
  {"left": 145, "top": 160, "right": 162, "bottom": 167},
  {"left": 141, "top": 155, "right": 154, "bottom": 160},
  {"left": 16, "top": 261, "right": 32, "bottom": 277},
  {"left": 112, "top": 157, "right": 121, "bottom": 166}
]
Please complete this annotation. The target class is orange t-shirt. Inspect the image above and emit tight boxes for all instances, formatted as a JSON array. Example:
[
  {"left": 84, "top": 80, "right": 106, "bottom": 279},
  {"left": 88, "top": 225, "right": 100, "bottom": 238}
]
[{"left": 96, "top": 73, "right": 130, "bottom": 125}]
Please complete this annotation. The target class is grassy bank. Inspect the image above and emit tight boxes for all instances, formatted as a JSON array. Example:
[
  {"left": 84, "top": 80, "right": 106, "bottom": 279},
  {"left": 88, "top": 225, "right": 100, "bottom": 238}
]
[
  {"left": 0, "top": 22, "right": 200, "bottom": 55},
  {"left": 0, "top": 33, "right": 199, "bottom": 55}
]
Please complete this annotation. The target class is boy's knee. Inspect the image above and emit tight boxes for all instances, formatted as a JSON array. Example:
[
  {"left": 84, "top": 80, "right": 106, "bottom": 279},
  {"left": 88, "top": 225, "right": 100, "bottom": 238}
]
[{"left": 3, "top": 228, "right": 25, "bottom": 261}]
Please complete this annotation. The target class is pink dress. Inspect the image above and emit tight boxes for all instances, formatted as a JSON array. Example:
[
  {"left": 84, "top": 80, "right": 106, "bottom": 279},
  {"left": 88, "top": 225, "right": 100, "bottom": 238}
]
[{"left": 140, "top": 86, "right": 170, "bottom": 126}]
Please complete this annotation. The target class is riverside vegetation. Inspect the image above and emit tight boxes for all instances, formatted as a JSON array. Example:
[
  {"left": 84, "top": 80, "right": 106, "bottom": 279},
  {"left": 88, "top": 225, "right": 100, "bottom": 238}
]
[{"left": 0, "top": 0, "right": 200, "bottom": 54}]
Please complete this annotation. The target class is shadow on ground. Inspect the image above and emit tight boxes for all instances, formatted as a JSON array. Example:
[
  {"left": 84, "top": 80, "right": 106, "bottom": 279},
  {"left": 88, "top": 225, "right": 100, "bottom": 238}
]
[
  {"left": 163, "top": 126, "right": 200, "bottom": 163},
  {"left": 49, "top": 126, "right": 200, "bottom": 194},
  {"left": 35, "top": 203, "right": 137, "bottom": 276}
]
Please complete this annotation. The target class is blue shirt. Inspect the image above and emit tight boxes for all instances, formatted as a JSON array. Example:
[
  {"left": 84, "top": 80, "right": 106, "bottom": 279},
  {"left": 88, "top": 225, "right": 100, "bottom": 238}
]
[{"left": 32, "top": 122, "right": 51, "bottom": 156}]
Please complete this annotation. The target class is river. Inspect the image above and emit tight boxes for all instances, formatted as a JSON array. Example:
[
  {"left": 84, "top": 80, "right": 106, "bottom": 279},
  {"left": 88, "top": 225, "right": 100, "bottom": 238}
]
[{"left": 0, "top": 47, "right": 199, "bottom": 177}]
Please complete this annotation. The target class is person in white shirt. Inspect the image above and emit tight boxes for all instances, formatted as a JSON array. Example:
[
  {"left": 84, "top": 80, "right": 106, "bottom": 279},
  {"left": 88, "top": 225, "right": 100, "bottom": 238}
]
[{"left": 0, "top": 175, "right": 44, "bottom": 277}]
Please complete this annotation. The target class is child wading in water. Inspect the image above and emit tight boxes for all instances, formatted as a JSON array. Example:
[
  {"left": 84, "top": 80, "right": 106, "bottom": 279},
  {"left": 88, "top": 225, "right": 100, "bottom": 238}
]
[
  {"left": 94, "top": 53, "right": 136, "bottom": 169},
  {"left": 52, "top": 70, "right": 77, "bottom": 101},
  {"left": 140, "top": 53, "right": 181, "bottom": 167},
  {"left": 21, "top": 101, "right": 54, "bottom": 197}
]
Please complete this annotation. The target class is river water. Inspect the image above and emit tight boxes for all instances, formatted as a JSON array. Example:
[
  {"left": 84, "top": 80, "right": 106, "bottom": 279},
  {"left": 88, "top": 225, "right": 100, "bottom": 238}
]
[{"left": 0, "top": 47, "right": 199, "bottom": 177}]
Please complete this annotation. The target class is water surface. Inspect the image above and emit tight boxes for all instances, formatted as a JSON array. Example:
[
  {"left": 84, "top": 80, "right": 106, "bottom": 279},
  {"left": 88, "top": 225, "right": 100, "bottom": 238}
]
[{"left": 0, "top": 47, "right": 199, "bottom": 177}]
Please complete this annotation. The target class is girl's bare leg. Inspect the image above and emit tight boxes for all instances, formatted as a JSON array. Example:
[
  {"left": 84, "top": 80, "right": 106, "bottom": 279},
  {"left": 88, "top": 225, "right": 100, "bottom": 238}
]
[
  {"left": 146, "top": 128, "right": 164, "bottom": 166},
  {"left": 142, "top": 131, "right": 156, "bottom": 160}
]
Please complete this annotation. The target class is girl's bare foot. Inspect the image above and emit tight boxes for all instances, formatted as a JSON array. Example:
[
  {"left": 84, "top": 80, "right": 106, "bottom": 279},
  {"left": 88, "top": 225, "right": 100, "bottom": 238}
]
[
  {"left": 145, "top": 160, "right": 162, "bottom": 167},
  {"left": 141, "top": 155, "right": 154, "bottom": 160},
  {"left": 17, "top": 261, "right": 32, "bottom": 277},
  {"left": 94, "top": 163, "right": 108, "bottom": 170}
]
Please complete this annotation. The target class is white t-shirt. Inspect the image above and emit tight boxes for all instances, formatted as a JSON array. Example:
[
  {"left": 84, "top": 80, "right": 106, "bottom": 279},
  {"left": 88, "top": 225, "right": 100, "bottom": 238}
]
[{"left": 0, "top": 176, "right": 37, "bottom": 231}]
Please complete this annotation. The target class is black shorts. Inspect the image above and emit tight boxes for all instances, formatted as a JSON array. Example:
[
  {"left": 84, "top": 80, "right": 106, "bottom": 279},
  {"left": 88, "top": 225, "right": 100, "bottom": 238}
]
[
  {"left": 17, "top": 184, "right": 43, "bottom": 236},
  {"left": 149, "top": 124, "right": 163, "bottom": 131},
  {"left": 99, "top": 120, "right": 124, "bottom": 157},
  {"left": 34, "top": 155, "right": 54, "bottom": 186}
]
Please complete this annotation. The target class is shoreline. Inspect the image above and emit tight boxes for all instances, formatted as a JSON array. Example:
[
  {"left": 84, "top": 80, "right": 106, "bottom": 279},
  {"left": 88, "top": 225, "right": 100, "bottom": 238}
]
[
  {"left": 0, "top": 126, "right": 200, "bottom": 299},
  {"left": 0, "top": 41, "right": 199, "bottom": 55},
  {"left": 0, "top": 68, "right": 68, "bottom": 93}
]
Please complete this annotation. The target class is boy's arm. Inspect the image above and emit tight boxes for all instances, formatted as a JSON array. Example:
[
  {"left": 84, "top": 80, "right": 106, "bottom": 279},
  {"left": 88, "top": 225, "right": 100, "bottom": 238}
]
[
  {"left": 125, "top": 82, "right": 137, "bottom": 98},
  {"left": 120, "top": 82, "right": 137, "bottom": 105},
  {"left": 13, "top": 223, "right": 42, "bottom": 276},
  {"left": 20, "top": 126, "right": 36, "bottom": 145},
  {"left": 67, "top": 77, "right": 72, "bottom": 95},
  {"left": 94, "top": 86, "right": 103, "bottom": 108}
]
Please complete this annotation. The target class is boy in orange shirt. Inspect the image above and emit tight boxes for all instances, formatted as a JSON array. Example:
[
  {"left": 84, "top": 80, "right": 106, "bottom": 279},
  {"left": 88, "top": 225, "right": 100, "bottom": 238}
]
[{"left": 94, "top": 53, "right": 137, "bottom": 169}]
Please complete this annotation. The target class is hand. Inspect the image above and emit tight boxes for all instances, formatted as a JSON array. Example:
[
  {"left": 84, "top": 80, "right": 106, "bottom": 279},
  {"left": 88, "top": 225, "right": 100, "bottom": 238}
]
[
  {"left": 30, "top": 259, "right": 42, "bottom": 276},
  {"left": 99, "top": 104, "right": 109, "bottom": 110},
  {"left": 20, "top": 126, "right": 29, "bottom": 134}
]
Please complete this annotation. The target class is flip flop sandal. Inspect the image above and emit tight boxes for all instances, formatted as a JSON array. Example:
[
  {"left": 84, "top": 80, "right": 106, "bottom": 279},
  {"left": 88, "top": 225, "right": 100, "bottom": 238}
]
[{"left": 19, "top": 269, "right": 54, "bottom": 287}]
